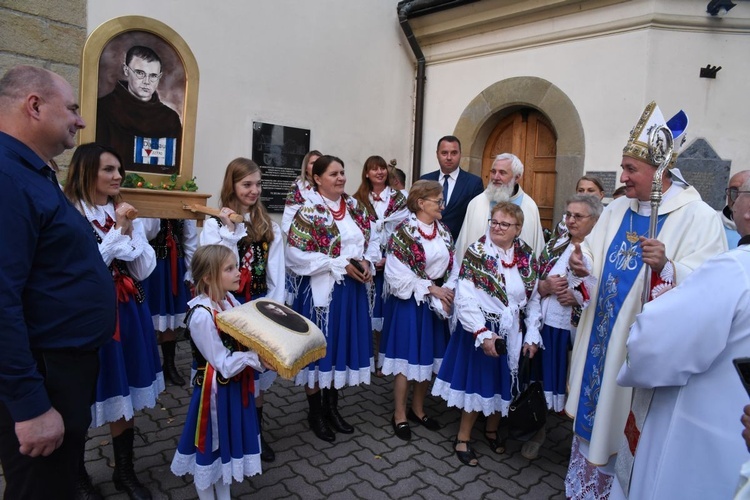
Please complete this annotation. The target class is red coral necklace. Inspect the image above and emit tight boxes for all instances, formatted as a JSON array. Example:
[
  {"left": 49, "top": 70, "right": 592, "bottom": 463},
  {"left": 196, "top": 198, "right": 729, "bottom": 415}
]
[
  {"left": 500, "top": 251, "right": 518, "bottom": 268},
  {"left": 417, "top": 221, "right": 438, "bottom": 240},
  {"left": 328, "top": 197, "right": 347, "bottom": 221}
]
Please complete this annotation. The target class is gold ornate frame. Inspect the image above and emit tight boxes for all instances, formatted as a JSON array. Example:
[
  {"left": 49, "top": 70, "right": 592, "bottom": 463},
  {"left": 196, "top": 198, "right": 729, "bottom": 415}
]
[{"left": 79, "top": 16, "right": 199, "bottom": 187}]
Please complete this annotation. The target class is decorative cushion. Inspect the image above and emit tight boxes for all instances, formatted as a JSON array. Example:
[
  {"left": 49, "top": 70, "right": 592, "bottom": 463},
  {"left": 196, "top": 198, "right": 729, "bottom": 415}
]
[{"left": 216, "top": 299, "right": 326, "bottom": 380}]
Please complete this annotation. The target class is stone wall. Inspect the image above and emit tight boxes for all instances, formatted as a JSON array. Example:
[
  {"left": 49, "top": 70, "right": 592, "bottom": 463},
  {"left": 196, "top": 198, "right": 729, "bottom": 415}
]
[{"left": 0, "top": 0, "right": 86, "bottom": 168}]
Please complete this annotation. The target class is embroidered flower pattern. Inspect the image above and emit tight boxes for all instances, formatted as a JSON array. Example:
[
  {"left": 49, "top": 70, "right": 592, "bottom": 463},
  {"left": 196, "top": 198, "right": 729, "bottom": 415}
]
[{"left": 388, "top": 216, "right": 454, "bottom": 280}]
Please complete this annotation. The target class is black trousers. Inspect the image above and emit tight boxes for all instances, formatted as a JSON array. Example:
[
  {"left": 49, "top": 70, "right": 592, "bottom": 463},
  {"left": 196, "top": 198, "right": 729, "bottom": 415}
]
[{"left": 0, "top": 350, "right": 99, "bottom": 500}]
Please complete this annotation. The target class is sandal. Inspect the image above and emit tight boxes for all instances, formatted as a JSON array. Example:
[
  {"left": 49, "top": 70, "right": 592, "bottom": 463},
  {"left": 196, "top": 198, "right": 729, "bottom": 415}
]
[
  {"left": 454, "top": 438, "right": 478, "bottom": 467},
  {"left": 484, "top": 430, "right": 506, "bottom": 454}
]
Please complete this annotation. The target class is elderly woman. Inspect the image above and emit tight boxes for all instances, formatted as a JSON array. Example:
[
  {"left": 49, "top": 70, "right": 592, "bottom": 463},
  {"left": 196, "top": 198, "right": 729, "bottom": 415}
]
[
  {"left": 521, "top": 194, "right": 602, "bottom": 460},
  {"left": 282, "top": 149, "right": 323, "bottom": 234},
  {"left": 353, "top": 155, "right": 409, "bottom": 367},
  {"left": 380, "top": 180, "right": 458, "bottom": 441},
  {"left": 432, "top": 202, "right": 541, "bottom": 467},
  {"left": 286, "top": 155, "right": 379, "bottom": 443},
  {"left": 552, "top": 176, "right": 606, "bottom": 240}
]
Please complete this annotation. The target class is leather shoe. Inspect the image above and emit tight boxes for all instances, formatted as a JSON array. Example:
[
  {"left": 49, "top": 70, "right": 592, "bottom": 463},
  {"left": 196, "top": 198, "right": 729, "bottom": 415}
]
[
  {"left": 391, "top": 416, "right": 411, "bottom": 441},
  {"left": 308, "top": 412, "right": 336, "bottom": 442},
  {"left": 407, "top": 409, "right": 441, "bottom": 431}
]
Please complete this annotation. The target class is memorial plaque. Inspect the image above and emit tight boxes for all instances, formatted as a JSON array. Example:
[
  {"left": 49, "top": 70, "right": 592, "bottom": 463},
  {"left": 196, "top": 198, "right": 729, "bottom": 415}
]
[
  {"left": 252, "top": 122, "right": 311, "bottom": 214},
  {"left": 674, "top": 138, "right": 731, "bottom": 210},
  {"left": 586, "top": 171, "right": 617, "bottom": 197}
]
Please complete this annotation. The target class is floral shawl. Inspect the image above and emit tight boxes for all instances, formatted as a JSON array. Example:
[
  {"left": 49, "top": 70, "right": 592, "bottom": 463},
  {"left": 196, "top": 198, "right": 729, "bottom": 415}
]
[
  {"left": 459, "top": 236, "right": 536, "bottom": 307},
  {"left": 386, "top": 214, "right": 454, "bottom": 282},
  {"left": 534, "top": 233, "right": 587, "bottom": 328},
  {"left": 287, "top": 193, "right": 374, "bottom": 257},
  {"left": 381, "top": 189, "right": 408, "bottom": 219}
]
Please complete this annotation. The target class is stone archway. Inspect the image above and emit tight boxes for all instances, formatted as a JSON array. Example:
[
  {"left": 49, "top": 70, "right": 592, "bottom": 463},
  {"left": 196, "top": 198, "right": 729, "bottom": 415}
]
[{"left": 453, "top": 77, "right": 585, "bottom": 224}]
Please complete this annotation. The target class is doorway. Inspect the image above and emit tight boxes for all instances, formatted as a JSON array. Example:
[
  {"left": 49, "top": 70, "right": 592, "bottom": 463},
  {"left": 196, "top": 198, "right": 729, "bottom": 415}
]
[{"left": 481, "top": 108, "right": 557, "bottom": 230}]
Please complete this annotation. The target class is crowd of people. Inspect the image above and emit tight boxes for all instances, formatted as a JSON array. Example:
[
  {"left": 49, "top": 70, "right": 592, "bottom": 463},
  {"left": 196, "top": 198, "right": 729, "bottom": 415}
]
[{"left": 3, "top": 64, "right": 750, "bottom": 500}]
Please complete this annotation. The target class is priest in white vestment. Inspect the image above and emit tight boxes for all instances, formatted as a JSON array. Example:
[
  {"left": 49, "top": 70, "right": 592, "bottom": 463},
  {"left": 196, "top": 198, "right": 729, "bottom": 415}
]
[
  {"left": 455, "top": 153, "right": 545, "bottom": 261},
  {"left": 612, "top": 175, "right": 750, "bottom": 500},
  {"left": 564, "top": 102, "right": 728, "bottom": 499}
]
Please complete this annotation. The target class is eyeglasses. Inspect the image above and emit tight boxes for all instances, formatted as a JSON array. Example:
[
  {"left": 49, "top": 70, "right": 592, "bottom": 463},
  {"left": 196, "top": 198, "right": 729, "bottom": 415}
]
[
  {"left": 127, "top": 66, "right": 162, "bottom": 83},
  {"left": 488, "top": 220, "right": 520, "bottom": 230},
  {"left": 423, "top": 198, "right": 446, "bottom": 208},
  {"left": 564, "top": 212, "right": 593, "bottom": 222},
  {"left": 726, "top": 187, "right": 750, "bottom": 202}
]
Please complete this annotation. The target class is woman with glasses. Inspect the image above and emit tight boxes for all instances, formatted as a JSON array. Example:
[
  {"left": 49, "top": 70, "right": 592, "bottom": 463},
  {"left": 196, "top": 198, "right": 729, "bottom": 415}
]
[
  {"left": 286, "top": 155, "right": 380, "bottom": 443},
  {"left": 432, "top": 202, "right": 541, "bottom": 467},
  {"left": 379, "top": 180, "right": 458, "bottom": 441},
  {"left": 520, "top": 194, "right": 602, "bottom": 460},
  {"left": 352, "top": 156, "right": 409, "bottom": 372},
  {"left": 551, "top": 176, "right": 606, "bottom": 241}
]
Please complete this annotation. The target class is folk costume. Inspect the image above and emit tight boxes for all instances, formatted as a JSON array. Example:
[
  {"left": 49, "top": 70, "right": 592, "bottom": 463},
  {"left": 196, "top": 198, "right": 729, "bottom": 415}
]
[
  {"left": 455, "top": 185, "right": 546, "bottom": 262},
  {"left": 535, "top": 232, "right": 596, "bottom": 412},
  {"left": 82, "top": 202, "right": 164, "bottom": 427},
  {"left": 281, "top": 179, "right": 314, "bottom": 235},
  {"left": 564, "top": 102, "right": 727, "bottom": 499},
  {"left": 379, "top": 213, "right": 458, "bottom": 381},
  {"left": 171, "top": 294, "right": 264, "bottom": 492},
  {"left": 142, "top": 218, "right": 198, "bottom": 331},
  {"left": 369, "top": 186, "right": 409, "bottom": 331},
  {"left": 286, "top": 191, "right": 379, "bottom": 389},
  {"left": 143, "top": 218, "right": 198, "bottom": 387},
  {"left": 432, "top": 234, "right": 541, "bottom": 417},
  {"left": 609, "top": 245, "right": 750, "bottom": 500}
]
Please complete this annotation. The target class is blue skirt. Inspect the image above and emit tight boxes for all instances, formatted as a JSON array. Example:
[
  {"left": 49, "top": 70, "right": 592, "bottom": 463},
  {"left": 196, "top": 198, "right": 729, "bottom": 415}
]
[
  {"left": 379, "top": 297, "right": 449, "bottom": 382},
  {"left": 92, "top": 299, "right": 164, "bottom": 427},
  {"left": 371, "top": 272, "right": 385, "bottom": 332},
  {"left": 431, "top": 320, "right": 514, "bottom": 417},
  {"left": 171, "top": 371, "right": 261, "bottom": 489},
  {"left": 536, "top": 323, "right": 571, "bottom": 412},
  {"left": 144, "top": 256, "right": 191, "bottom": 332},
  {"left": 291, "top": 275, "right": 373, "bottom": 389}
]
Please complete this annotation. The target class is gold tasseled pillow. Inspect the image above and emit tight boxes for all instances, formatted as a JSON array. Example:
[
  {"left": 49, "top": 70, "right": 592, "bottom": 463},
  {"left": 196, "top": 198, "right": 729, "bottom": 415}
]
[{"left": 216, "top": 299, "right": 326, "bottom": 380}]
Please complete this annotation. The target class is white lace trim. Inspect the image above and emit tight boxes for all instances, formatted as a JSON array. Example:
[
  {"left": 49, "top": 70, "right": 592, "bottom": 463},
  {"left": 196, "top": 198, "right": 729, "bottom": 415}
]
[
  {"left": 431, "top": 379, "right": 511, "bottom": 417},
  {"left": 565, "top": 435, "right": 614, "bottom": 500},
  {"left": 380, "top": 357, "right": 442, "bottom": 382},
  {"left": 371, "top": 317, "right": 384, "bottom": 332},
  {"left": 153, "top": 313, "right": 187, "bottom": 332},
  {"left": 544, "top": 390, "right": 566, "bottom": 413},
  {"left": 171, "top": 450, "right": 262, "bottom": 491},
  {"left": 90, "top": 374, "right": 165, "bottom": 427},
  {"left": 294, "top": 366, "right": 372, "bottom": 389}
]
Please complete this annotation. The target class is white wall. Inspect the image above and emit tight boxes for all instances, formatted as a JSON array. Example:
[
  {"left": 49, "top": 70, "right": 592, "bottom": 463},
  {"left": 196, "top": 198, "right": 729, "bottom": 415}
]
[
  {"left": 417, "top": 0, "right": 750, "bottom": 179},
  {"left": 87, "top": 0, "right": 416, "bottom": 208}
]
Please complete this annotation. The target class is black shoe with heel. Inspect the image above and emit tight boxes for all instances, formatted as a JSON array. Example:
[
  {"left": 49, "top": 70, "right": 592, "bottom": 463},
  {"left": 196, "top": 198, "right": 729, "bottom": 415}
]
[{"left": 454, "top": 438, "right": 478, "bottom": 467}]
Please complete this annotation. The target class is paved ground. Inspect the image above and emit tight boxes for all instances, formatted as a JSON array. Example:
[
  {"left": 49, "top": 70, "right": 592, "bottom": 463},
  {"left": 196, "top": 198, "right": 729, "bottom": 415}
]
[{"left": 1, "top": 340, "right": 572, "bottom": 499}]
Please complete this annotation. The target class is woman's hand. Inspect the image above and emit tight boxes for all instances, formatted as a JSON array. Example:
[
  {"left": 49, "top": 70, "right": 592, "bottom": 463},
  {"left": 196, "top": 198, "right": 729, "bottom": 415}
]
[
  {"left": 114, "top": 202, "right": 135, "bottom": 237},
  {"left": 375, "top": 257, "right": 386, "bottom": 270},
  {"left": 556, "top": 288, "right": 578, "bottom": 307},
  {"left": 429, "top": 285, "right": 454, "bottom": 314},
  {"left": 345, "top": 259, "right": 372, "bottom": 283},
  {"left": 538, "top": 275, "right": 567, "bottom": 297},
  {"left": 218, "top": 207, "right": 236, "bottom": 232},
  {"left": 481, "top": 334, "right": 501, "bottom": 358},
  {"left": 522, "top": 343, "right": 539, "bottom": 359}
]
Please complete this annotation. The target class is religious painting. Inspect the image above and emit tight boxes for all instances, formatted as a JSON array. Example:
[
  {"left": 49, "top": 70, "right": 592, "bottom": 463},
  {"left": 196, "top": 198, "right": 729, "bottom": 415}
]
[{"left": 80, "top": 16, "right": 199, "bottom": 186}]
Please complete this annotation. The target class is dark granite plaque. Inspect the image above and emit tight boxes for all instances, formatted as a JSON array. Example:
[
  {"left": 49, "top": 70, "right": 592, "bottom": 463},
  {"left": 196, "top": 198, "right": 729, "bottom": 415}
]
[
  {"left": 585, "top": 171, "right": 617, "bottom": 197},
  {"left": 674, "top": 138, "right": 731, "bottom": 210},
  {"left": 252, "top": 122, "right": 311, "bottom": 214}
]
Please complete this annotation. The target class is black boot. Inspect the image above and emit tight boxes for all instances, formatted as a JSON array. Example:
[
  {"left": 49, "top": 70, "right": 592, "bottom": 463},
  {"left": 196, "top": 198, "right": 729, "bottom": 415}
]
[
  {"left": 322, "top": 388, "right": 354, "bottom": 434},
  {"left": 256, "top": 406, "right": 276, "bottom": 462},
  {"left": 75, "top": 456, "right": 103, "bottom": 500},
  {"left": 307, "top": 391, "right": 335, "bottom": 442},
  {"left": 161, "top": 340, "right": 185, "bottom": 386},
  {"left": 111, "top": 428, "right": 152, "bottom": 500}
]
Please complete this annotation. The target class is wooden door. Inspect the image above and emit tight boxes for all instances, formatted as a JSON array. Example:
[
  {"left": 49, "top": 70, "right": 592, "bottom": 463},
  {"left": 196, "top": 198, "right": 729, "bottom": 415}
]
[{"left": 482, "top": 109, "right": 557, "bottom": 230}]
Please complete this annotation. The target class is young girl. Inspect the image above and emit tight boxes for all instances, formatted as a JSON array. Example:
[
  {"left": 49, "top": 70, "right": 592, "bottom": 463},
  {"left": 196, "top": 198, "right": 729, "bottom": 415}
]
[
  {"left": 199, "top": 157, "right": 284, "bottom": 462},
  {"left": 171, "top": 244, "right": 266, "bottom": 500},
  {"left": 64, "top": 143, "right": 163, "bottom": 499}
]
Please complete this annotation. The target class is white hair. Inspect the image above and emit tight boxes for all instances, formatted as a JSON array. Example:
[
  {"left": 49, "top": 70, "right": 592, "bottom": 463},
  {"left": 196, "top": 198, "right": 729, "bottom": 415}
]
[{"left": 493, "top": 153, "right": 524, "bottom": 178}]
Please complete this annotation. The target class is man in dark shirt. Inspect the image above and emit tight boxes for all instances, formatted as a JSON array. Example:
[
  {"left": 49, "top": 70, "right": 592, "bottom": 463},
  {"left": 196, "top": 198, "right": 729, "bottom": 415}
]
[
  {"left": 0, "top": 65, "right": 116, "bottom": 499},
  {"left": 420, "top": 135, "right": 484, "bottom": 241}
]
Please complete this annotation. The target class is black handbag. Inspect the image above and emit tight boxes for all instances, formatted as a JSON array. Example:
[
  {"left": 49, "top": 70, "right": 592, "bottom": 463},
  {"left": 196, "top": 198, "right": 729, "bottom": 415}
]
[{"left": 507, "top": 352, "right": 547, "bottom": 438}]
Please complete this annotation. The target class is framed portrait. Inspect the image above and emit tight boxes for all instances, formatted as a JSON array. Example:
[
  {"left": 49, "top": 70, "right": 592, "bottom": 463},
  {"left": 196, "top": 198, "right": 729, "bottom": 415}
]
[{"left": 80, "top": 16, "right": 199, "bottom": 186}]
